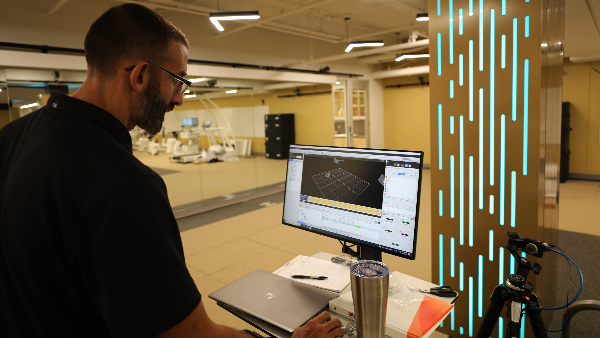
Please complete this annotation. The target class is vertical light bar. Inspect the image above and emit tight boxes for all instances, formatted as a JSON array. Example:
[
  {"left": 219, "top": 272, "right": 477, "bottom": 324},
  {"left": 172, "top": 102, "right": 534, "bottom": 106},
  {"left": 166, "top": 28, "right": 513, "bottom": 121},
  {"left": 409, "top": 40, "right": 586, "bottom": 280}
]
[
  {"left": 439, "top": 104, "right": 443, "bottom": 170},
  {"left": 450, "top": 80, "right": 455, "bottom": 98},
  {"left": 510, "top": 253, "right": 515, "bottom": 275},
  {"left": 501, "top": 35, "right": 506, "bottom": 69},
  {"left": 439, "top": 190, "right": 444, "bottom": 216},
  {"left": 490, "top": 9, "right": 495, "bottom": 187},
  {"left": 449, "top": 0, "right": 454, "bottom": 64},
  {"left": 512, "top": 18, "right": 517, "bottom": 121},
  {"left": 451, "top": 116, "right": 455, "bottom": 134},
  {"left": 469, "top": 40, "right": 474, "bottom": 121},
  {"left": 478, "top": 255, "right": 483, "bottom": 317},
  {"left": 437, "top": 0, "right": 441, "bottom": 15},
  {"left": 469, "top": 156, "right": 474, "bottom": 247},
  {"left": 461, "top": 327, "right": 464, "bottom": 335},
  {"left": 451, "top": 308, "right": 455, "bottom": 331},
  {"left": 490, "top": 195, "right": 494, "bottom": 214},
  {"left": 502, "top": 0, "right": 506, "bottom": 15},
  {"left": 499, "top": 247, "right": 504, "bottom": 285},
  {"left": 511, "top": 171, "right": 516, "bottom": 227},
  {"left": 479, "top": 0, "right": 483, "bottom": 71},
  {"left": 460, "top": 54, "right": 464, "bottom": 86},
  {"left": 499, "top": 317, "right": 504, "bottom": 338},
  {"left": 439, "top": 234, "right": 444, "bottom": 285},
  {"left": 469, "top": 276, "right": 474, "bottom": 337},
  {"left": 525, "top": 16, "right": 530, "bottom": 37},
  {"left": 459, "top": 8, "right": 464, "bottom": 35},
  {"left": 451, "top": 155, "right": 455, "bottom": 218},
  {"left": 451, "top": 237, "right": 456, "bottom": 277},
  {"left": 524, "top": 59, "right": 529, "bottom": 175},
  {"left": 500, "top": 115, "right": 506, "bottom": 225},
  {"left": 438, "top": 33, "right": 442, "bottom": 76},
  {"left": 489, "top": 230, "right": 494, "bottom": 261},
  {"left": 460, "top": 116, "right": 465, "bottom": 244},
  {"left": 479, "top": 88, "right": 484, "bottom": 209},
  {"left": 469, "top": 0, "right": 473, "bottom": 15},
  {"left": 460, "top": 262, "right": 464, "bottom": 291}
]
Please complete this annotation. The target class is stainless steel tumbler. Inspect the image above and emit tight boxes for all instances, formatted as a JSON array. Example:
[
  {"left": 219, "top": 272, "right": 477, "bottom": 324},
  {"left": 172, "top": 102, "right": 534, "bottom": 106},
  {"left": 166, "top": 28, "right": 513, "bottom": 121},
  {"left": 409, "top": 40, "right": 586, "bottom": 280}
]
[{"left": 350, "top": 260, "right": 390, "bottom": 338}]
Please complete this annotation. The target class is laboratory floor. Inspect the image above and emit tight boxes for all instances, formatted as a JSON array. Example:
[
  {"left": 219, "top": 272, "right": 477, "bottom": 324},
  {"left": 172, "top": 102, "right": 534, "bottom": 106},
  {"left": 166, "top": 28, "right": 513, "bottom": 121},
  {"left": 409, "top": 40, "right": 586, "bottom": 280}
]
[{"left": 174, "top": 170, "right": 600, "bottom": 337}]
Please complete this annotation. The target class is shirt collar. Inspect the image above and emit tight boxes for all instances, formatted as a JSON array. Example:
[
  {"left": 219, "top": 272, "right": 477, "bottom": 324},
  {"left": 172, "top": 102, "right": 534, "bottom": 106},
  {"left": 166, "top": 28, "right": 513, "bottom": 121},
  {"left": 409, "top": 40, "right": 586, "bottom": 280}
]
[{"left": 47, "top": 92, "right": 133, "bottom": 153}]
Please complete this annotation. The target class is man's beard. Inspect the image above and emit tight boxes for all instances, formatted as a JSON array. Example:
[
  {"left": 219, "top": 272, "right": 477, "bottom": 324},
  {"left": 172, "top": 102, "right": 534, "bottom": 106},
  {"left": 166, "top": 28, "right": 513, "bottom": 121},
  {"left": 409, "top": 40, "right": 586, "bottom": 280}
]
[{"left": 136, "top": 75, "right": 175, "bottom": 135}]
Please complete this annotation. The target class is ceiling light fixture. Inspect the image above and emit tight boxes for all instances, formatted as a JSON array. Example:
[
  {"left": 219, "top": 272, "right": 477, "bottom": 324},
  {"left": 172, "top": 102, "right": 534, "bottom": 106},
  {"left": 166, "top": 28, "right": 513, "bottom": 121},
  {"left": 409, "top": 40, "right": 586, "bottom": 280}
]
[
  {"left": 395, "top": 53, "right": 430, "bottom": 61},
  {"left": 209, "top": 11, "right": 260, "bottom": 32},
  {"left": 184, "top": 90, "right": 190, "bottom": 94},
  {"left": 20, "top": 103, "right": 39, "bottom": 109},
  {"left": 189, "top": 78, "right": 211, "bottom": 83},
  {"left": 345, "top": 40, "right": 384, "bottom": 52},
  {"left": 416, "top": 13, "right": 429, "bottom": 21},
  {"left": 226, "top": 90, "right": 238, "bottom": 94},
  {"left": 184, "top": 94, "right": 197, "bottom": 98}
]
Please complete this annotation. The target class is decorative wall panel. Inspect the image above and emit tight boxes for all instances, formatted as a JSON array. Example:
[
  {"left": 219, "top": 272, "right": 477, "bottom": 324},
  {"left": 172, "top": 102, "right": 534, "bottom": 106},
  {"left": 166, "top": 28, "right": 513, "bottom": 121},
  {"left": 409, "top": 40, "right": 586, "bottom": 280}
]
[{"left": 429, "top": 0, "right": 564, "bottom": 336}]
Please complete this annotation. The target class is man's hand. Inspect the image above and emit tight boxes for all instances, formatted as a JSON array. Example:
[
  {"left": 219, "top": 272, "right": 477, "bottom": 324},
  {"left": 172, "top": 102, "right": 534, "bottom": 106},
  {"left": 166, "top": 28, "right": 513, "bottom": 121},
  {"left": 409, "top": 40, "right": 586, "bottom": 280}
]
[{"left": 291, "top": 311, "right": 345, "bottom": 338}]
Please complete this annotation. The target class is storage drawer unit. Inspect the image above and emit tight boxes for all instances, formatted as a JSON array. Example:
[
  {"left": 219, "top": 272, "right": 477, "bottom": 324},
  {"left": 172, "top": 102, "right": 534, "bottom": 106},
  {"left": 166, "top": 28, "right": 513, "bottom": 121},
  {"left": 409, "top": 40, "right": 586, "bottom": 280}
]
[{"left": 264, "top": 114, "right": 294, "bottom": 159}]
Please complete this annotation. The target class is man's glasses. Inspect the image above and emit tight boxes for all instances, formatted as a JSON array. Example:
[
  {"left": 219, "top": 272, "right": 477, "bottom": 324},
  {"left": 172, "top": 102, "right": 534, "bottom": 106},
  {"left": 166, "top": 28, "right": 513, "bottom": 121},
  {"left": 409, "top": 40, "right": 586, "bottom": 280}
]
[{"left": 125, "top": 60, "right": 191, "bottom": 95}]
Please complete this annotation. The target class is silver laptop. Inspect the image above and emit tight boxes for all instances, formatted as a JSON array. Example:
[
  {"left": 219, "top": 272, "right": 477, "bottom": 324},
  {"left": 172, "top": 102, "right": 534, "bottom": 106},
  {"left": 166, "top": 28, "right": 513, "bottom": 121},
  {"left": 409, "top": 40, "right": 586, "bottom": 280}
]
[{"left": 208, "top": 269, "right": 339, "bottom": 333}]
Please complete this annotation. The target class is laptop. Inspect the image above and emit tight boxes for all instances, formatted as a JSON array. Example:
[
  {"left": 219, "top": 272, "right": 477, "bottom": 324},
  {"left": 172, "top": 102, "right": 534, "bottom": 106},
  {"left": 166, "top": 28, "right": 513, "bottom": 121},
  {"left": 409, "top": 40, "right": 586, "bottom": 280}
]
[{"left": 208, "top": 269, "right": 339, "bottom": 333}]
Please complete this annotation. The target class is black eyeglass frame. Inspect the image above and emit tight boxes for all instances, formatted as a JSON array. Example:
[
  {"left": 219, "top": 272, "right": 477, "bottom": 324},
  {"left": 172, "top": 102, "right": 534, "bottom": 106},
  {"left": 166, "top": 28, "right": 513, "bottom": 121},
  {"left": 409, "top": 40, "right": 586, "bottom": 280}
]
[{"left": 125, "top": 60, "right": 191, "bottom": 95}]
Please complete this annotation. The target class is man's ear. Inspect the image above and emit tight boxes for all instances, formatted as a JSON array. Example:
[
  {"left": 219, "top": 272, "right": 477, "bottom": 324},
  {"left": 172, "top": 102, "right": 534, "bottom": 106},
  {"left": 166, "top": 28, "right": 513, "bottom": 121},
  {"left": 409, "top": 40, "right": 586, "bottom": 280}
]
[{"left": 129, "top": 62, "right": 150, "bottom": 93}]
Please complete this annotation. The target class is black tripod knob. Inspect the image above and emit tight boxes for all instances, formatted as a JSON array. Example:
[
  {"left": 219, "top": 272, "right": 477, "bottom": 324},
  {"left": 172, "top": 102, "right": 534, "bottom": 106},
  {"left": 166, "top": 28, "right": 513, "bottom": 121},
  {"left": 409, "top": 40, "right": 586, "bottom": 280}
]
[{"left": 507, "top": 274, "right": 526, "bottom": 291}]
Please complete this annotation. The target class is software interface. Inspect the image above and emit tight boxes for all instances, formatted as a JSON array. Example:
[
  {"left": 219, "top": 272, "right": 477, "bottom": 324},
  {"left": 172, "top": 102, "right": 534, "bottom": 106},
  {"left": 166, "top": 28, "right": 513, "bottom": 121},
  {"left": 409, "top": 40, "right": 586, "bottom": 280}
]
[{"left": 282, "top": 145, "right": 423, "bottom": 259}]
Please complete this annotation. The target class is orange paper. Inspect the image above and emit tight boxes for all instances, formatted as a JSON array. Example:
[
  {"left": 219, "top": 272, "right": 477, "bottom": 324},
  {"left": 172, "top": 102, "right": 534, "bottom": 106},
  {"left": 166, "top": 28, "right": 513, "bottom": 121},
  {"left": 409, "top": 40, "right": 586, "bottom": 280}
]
[{"left": 407, "top": 295, "right": 454, "bottom": 338}]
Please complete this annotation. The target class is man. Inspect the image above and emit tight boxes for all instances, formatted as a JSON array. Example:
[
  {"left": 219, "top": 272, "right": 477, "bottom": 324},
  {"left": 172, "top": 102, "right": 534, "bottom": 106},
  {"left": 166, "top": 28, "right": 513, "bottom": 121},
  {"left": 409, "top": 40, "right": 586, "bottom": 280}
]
[{"left": 0, "top": 4, "right": 344, "bottom": 338}]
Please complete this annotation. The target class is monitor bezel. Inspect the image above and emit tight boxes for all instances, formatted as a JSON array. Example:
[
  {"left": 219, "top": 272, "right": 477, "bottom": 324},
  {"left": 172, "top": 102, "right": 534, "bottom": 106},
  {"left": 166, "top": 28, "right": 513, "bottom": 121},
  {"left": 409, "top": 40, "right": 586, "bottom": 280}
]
[{"left": 281, "top": 144, "right": 424, "bottom": 261}]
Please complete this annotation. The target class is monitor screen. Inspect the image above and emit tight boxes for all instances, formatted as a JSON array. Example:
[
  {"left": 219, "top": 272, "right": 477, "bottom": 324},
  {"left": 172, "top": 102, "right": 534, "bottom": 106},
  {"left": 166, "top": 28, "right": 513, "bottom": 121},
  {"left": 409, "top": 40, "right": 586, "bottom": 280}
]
[
  {"left": 202, "top": 120, "right": 212, "bottom": 128},
  {"left": 282, "top": 145, "right": 424, "bottom": 260},
  {"left": 182, "top": 117, "right": 198, "bottom": 126}
]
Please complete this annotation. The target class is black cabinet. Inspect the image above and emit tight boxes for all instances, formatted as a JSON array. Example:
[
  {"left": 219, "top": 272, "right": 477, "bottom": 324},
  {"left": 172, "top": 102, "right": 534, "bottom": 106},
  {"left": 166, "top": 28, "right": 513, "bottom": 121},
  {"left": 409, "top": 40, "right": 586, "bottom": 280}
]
[
  {"left": 264, "top": 114, "right": 295, "bottom": 159},
  {"left": 560, "top": 102, "right": 571, "bottom": 183}
]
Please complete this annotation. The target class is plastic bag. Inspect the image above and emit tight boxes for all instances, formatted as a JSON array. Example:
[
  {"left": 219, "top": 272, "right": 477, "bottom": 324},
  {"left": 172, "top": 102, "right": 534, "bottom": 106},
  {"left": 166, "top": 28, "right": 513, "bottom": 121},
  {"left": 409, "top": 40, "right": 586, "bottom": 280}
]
[{"left": 387, "top": 273, "right": 421, "bottom": 310}]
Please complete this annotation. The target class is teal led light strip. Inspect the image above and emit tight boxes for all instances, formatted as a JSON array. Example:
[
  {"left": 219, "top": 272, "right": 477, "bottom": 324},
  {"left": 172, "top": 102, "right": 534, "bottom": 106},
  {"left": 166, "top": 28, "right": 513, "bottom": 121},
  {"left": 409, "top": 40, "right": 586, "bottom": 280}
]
[
  {"left": 490, "top": 195, "right": 494, "bottom": 214},
  {"left": 469, "top": 0, "right": 473, "bottom": 15},
  {"left": 490, "top": 9, "right": 495, "bottom": 186},
  {"left": 460, "top": 54, "right": 464, "bottom": 86},
  {"left": 438, "top": 33, "right": 442, "bottom": 76},
  {"left": 501, "top": 35, "right": 506, "bottom": 69},
  {"left": 469, "top": 40, "right": 474, "bottom": 121},
  {"left": 461, "top": 327, "right": 464, "bottom": 335},
  {"left": 478, "top": 255, "right": 483, "bottom": 317},
  {"left": 437, "top": 0, "right": 441, "bottom": 15},
  {"left": 499, "top": 317, "right": 504, "bottom": 338},
  {"left": 459, "top": 8, "right": 464, "bottom": 35},
  {"left": 510, "top": 253, "right": 515, "bottom": 275},
  {"left": 479, "top": 88, "right": 483, "bottom": 209},
  {"left": 451, "top": 237, "right": 455, "bottom": 277},
  {"left": 511, "top": 171, "right": 516, "bottom": 227},
  {"left": 469, "top": 276, "right": 474, "bottom": 337},
  {"left": 439, "top": 190, "right": 443, "bottom": 216},
  {"left": 499, "top": 247, "right": 504, "bottom": 285},
  {"left": 525, "top": 16, "right": 530, "bottom": 37},
  {"left": 460, "top": 116, "right": 465, "bottom": 244},
  {"left": 451, "top": 155, "right": 455, "bottom": 218},
  {"left": 502, "top": 0, "right": 506, "bottom": 15},
  {"left": 449, "top": 0, "right": 454, "bottom": 64},
  {"left": 451, "top": 309, "right": 455, "bottom": 331},
  {"left": 451, "top": 116, "right": 455, "bottom": 134},
  {"left": 489, "top": 230, "right": 494, "bottom": 261},
  {"left": 524, "top": 59, "right": 529, "bottom": 175},
  {"left": 451, "top": 80, "right": 454, "bottom": 98},
  {"left": 500, "top": 115, "right": 506, "bottom": 225},
  {"left": 512, "top": 18, "right": 517, "bottom": 121},
  {"left": 439, "top": 234, "right": 444, "bottom": 285},
  {"left": 479, "top": 0, "right": 483, "bottom": 71},
  {"left": 439, "top": 104, "right": 443, "bottom": 170},
  {"left": 469, "top": 156, "right": 474, "bottom": 247},
  {"left": 460, "top": 262, "right": 464, "bottom": 291}
]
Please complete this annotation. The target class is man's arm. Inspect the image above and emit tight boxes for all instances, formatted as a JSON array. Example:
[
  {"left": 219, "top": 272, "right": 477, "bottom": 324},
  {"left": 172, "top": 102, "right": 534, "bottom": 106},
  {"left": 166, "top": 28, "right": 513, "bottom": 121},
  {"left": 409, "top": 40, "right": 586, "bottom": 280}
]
[{"left": 159, "top": 301, "right": 345, "bottom": 338}]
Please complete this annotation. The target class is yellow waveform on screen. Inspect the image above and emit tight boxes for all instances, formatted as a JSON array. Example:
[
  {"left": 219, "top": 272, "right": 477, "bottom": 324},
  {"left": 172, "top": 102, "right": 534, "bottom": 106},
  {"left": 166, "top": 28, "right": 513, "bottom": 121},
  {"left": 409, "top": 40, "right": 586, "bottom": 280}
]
[{"left": 308, "top": 196, "right": 381, "bottom": 216}]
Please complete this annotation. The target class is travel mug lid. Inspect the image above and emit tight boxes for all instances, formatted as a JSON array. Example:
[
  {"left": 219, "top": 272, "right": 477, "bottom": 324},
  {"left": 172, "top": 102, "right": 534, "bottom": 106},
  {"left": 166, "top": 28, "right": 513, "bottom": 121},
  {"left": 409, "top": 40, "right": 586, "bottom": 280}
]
[{"left": 350, "top": 260, "right": 389, "bottom": 278}]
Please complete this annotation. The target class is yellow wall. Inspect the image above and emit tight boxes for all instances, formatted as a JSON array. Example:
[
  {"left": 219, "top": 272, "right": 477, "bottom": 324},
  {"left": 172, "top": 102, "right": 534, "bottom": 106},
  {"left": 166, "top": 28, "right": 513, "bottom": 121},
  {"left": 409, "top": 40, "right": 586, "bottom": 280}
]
[
  {"left": 383, "top": 75, "right": 431, "bottom": 165},
  {"left": 563, "top": 60, "right": 600, "bottom": 175},
  {"left": 173, "top": 85, "right": 333, "bottom": 153}
]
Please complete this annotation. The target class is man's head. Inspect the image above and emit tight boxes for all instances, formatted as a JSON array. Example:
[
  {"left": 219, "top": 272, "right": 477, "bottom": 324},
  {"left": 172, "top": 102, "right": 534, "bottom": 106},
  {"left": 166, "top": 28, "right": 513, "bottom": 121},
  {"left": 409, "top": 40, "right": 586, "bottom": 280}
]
[{"left": 83, "top": 4, "right": 190, "bottom": 134}]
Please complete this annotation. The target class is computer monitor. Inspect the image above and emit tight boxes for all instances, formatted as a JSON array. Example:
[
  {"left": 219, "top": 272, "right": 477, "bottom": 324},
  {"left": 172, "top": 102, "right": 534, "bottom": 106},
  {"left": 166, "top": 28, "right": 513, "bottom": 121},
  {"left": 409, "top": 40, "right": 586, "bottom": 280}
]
[
  {"left": 282, "top": 145, "right": 424, "bottom": 261},
  {"left": 182, "top": 117, "right": 198, "bottom": 126},
  {"left": 202, "top": 120, "right": 212, "bottom": 128}
]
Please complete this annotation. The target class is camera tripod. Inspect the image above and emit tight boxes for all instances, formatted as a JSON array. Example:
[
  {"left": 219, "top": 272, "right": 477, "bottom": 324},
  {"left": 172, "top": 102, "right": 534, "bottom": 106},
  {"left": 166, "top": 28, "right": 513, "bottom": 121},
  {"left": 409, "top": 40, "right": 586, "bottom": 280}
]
[{"left": 476, "top": 232, "right": 549, "bottom": 338}]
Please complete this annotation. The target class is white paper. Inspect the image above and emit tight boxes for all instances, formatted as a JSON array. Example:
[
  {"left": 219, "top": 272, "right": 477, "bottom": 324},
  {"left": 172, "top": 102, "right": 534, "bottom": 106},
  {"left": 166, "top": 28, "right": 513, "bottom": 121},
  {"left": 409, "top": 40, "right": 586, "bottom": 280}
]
[{"left": 273, "top": 255, "right": 350, "bottom": 293}]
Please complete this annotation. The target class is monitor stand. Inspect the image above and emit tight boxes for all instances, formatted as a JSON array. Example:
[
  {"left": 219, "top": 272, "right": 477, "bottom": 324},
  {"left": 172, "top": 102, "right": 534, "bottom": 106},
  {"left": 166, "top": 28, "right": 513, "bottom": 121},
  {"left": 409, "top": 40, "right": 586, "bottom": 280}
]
[{"left": 357, "top": 245, "right": 382, "bottom": 262}]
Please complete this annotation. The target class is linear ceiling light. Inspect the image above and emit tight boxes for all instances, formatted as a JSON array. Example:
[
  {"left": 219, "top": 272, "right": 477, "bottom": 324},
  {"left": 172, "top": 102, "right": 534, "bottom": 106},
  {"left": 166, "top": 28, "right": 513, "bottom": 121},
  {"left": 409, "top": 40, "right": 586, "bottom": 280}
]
[
  {"left": 345, "top": 40, "right": 384, "bottom": 53},
  {"left": 226, "top": 90, "right": 238, "bottom": 94},
  {"left": 395, "top": 53, "right": 430, "bottom": 61},
  {"left": 189, "top": 78, "right": 211, "bottom": 83},
  {"left": 184, "top": 94, "right": 197, "bottom": 98},
  {"left": 209, "top": 11, "right": 260, "bottom": 32},
  {"left": 20, "top": 103, "right": 38, "bottom": 109},
  {"left": 416, "top": 13, "right": 429, "bottom": 21}
]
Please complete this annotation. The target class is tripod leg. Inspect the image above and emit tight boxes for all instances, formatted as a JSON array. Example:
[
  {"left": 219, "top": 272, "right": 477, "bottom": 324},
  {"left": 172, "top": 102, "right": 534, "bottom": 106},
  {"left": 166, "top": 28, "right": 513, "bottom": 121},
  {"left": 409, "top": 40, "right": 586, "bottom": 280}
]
[
  {"left": 525, "top": 294, "right": 548, "bottom": 338},
  {"left": 476, "top": 285, "right": 508, "bottom": 338},
  {"left": 506, "top": 299, "right": 524, "bottom": 338}
]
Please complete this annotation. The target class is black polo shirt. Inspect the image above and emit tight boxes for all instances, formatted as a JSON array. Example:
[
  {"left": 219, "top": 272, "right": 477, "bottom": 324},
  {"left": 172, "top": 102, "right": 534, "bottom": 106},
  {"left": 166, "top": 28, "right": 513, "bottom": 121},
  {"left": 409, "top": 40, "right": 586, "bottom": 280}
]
[{"left": 0, "top": 93, "right": 201, "bottom": 338}]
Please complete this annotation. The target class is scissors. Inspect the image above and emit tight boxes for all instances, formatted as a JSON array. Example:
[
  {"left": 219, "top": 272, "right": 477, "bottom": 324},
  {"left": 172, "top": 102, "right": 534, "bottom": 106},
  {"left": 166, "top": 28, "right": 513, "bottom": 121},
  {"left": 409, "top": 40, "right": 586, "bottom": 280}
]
[{"left": 418, "top": 286, "right": 457, "bottom": 297}]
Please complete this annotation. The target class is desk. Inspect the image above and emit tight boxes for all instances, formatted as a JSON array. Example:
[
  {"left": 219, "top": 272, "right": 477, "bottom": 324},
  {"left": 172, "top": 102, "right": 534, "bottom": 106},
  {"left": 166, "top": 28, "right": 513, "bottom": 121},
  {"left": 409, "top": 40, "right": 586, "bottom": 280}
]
[{"left": 215, "top": 252, "right": 455, "bottom": 338}]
